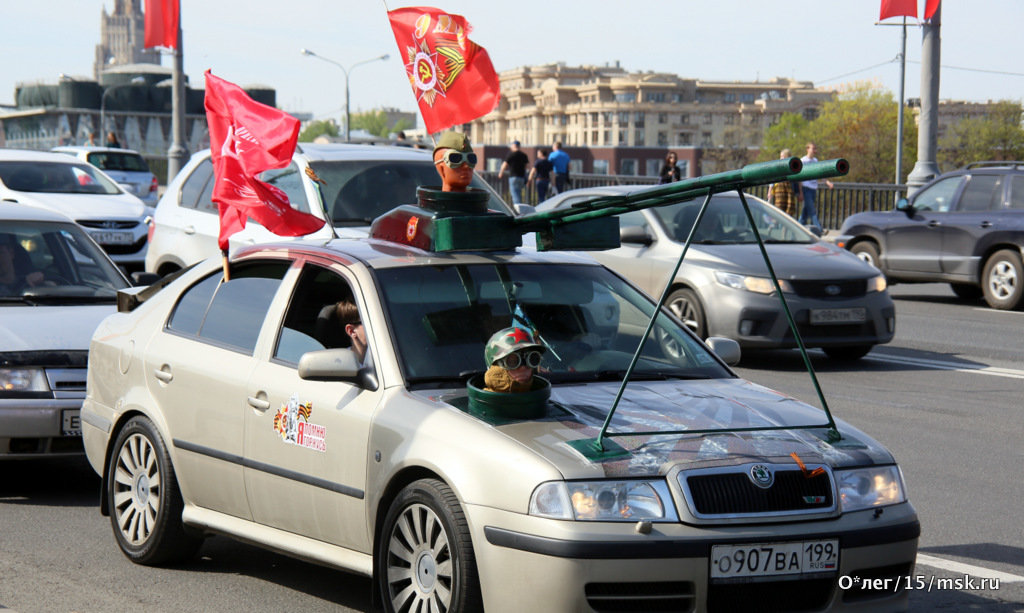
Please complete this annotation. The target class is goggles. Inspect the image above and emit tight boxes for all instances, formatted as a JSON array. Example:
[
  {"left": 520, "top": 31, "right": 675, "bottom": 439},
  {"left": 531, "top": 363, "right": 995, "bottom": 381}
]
[
  {"left": 495, "top": 350, "right": 543, "bottom": 370},
  {"left": 435, "top": 150, "right": 478, "bottom": 168}
]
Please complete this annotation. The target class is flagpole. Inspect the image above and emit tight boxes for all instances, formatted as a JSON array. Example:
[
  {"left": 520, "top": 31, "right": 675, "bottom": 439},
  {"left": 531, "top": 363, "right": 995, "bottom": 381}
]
[
  {"left": 167, "top": 1, "right": 188, "bottom": 182},
  {"left": 895, "top": 16, "right": 907, "bottom": 187}
]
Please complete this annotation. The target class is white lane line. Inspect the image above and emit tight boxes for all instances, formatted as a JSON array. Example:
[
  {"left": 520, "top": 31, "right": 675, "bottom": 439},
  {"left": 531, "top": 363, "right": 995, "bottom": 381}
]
[
  {"left": 916, "top": 553, "right": 1024, "bottom": 583},
  {"left": 868, "top": 354, "right": 1024, "bottom": 380}
]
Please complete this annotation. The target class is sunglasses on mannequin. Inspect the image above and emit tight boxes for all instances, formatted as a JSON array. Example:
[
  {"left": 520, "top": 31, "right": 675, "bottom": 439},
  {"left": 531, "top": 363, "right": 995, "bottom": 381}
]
[
  {"left": 495, "top": 350, "right": 543, "bottom": 370},
  {"left": 435, "top": 150, "right": 478, "bottom": 168}
]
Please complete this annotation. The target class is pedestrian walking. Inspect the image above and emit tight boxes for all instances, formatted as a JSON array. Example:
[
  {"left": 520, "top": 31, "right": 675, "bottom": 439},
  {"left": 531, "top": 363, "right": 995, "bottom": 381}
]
[
  {"left": 799, "top": 142, "right": 833, "bottom": 229},
  {"left": 528, "top": 149, "right": 554, "bottom": 203},
  {"left": 498, "top": 140, "right": 529, "bottom": 205},
  {"left": 659, "top": 151, "right": 681, "bottom": 184},
  {"left": 766, "top": 149, "right": 797, "bottom": 217},
  {"left": 548, "top": 142, "right": 570, "bottom": 194}
]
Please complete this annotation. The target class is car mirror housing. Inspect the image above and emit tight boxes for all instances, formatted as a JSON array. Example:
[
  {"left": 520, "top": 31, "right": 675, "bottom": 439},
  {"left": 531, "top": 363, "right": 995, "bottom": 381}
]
[
  {"left": 704, "top": 337, "right": 741, "bottom": 365},
  {"left": 620, "top": 225, "right": 653, "bottom": 246},
  {"left": 895, "top": 198, "right": 913, "bottom": 216},
  {"left": 298, "top": 349, "right": 377, "bottom": 390}
]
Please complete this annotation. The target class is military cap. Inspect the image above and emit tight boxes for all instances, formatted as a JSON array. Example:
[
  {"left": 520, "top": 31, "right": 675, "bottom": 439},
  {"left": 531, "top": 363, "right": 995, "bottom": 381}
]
[{"left": 434, "top": 131, "right": 473, "bottom": 154}]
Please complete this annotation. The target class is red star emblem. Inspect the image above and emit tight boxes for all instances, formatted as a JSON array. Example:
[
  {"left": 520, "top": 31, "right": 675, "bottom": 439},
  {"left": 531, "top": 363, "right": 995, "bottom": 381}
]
[{"left": 507, "top": 327, "right": 531, "bottom": 344}]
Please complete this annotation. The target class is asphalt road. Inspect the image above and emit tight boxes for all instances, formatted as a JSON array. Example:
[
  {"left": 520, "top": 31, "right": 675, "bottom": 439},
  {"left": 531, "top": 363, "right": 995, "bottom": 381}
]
[{"left": 1, "top": 283, "right": 1022, "bottom": 612}]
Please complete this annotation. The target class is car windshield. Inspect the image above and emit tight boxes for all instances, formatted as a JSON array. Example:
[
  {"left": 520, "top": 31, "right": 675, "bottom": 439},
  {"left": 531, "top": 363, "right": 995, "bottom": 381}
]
[
  {"left": 651, "top": 195, "right": 816, "bottom": 245},
  {"left": 374, "top": 262, "right": 732, "bottom": 386},
  {"left": 309, "top": 160, "right": 512, "bottom": 225},
  {"left": 0, "top": 220, "right": 128, "bottom": 302},
  {"left": 0, "top": 161, "right": 122, "bottom": 195},
  {"left": 86, "top": 152, "right": 151, "bottom": 173}
]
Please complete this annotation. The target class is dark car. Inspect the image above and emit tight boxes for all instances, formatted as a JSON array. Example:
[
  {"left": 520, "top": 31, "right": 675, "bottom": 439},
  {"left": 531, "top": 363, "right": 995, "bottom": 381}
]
[{"left": 836, "top": 161, "right": 1024, "bottom": 309}]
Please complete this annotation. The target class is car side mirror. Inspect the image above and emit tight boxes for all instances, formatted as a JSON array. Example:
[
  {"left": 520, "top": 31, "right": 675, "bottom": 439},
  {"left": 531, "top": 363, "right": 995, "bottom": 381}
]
[
  {"left": 514, "top": 204, "right": 536, "bottom": 216},
  {"left": 620, "top": 225, "right": 653, "bottom": 246},
  {"left": 298, "top": 348, "right": 378, "bottom": 390},
  {"left": 705, "top": 337, "right": 741, "bottom": 366},
  {"left": 895, "top": 197, "right": 913, "bottom": 217},
  {"left": 131, "top": 271, "right": 162, "bottom": 287}
]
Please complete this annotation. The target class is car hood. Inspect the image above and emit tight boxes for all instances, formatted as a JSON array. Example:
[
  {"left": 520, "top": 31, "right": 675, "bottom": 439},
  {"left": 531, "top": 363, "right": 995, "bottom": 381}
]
[
  {"left": 690, "top": 242, "right": 877, "bottom": 278},
  {"left": 0, "top": 304, "right": 113, "bottom": 352},
  {"left": 11, "top": 192, "right": 146, "bottom": 220},
  {"left": 431, "top": 378, "right": 893, "bottom": 479}
]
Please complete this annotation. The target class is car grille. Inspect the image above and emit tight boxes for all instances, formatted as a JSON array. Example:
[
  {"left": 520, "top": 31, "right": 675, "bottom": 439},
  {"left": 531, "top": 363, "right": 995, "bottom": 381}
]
[
  {"left": 45, "top": 368, "right": 87, "bottom": 393},
  {"left": 681, "top": 466, "right": 834, "bottom": 518},
  {"left": 707, "top": 576, "right": 834, "bottom": 612},
  {"left": 101, "top": 236, "right": 147, "bottom": 255},
  {"left": 76, "top": 220, "right": 140, "bottom": 230},
  {"left": 585, "top": 581, "right": 695, "bottom": 612},
  {"left": 788, "top": 279, "right": 866, "bottom": 299}
]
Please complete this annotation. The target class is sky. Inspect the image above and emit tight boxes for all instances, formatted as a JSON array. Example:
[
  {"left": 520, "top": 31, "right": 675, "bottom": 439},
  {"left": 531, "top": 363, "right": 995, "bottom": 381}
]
[{"left": 3, "top": 1, "right": 1024, "bottom": 128}]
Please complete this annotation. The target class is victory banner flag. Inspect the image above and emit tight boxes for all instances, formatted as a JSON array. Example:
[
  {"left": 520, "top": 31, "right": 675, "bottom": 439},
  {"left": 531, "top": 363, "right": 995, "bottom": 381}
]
[
  {"left": 388, "top": 7, "right": 500, "bottom": 134},
  {"left": 204, "top": 71, "right": 325, "bottom": 251},
  {"left": 144, "top": 0, "right": 179, "bottom": 49}
]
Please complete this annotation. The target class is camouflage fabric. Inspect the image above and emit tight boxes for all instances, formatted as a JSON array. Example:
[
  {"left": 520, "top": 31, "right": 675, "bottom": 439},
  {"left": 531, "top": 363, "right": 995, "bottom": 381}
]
[{"left": 484, "top": 326, "right": 544, "bottom": 366}]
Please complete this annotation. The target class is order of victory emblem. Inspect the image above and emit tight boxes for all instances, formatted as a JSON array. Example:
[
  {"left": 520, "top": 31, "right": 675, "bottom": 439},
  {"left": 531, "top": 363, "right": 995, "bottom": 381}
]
[
  {"left": 401, "top": 13, "right": 473, "bottom": 108},
  {"left": 272, "top": 393, "right": 326, "bottom": 452}
]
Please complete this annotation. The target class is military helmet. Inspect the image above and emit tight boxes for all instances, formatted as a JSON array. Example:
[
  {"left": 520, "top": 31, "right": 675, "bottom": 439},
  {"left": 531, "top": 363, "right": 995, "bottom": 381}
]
[{"left": 485, "top": 327, "right": 545, "bottom": 367}]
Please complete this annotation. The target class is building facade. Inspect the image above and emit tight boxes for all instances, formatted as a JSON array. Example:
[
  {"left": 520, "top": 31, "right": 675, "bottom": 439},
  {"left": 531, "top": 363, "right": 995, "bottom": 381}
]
[{"left": 93, "top": 0, "right": 159, "bottom": 79}]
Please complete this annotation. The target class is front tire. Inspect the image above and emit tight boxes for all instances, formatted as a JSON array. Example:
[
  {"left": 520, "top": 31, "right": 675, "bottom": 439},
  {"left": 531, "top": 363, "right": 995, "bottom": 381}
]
[
  {"left": 666, "top": 288, "right": 707, "bottom": 339},
  {"left": 850, "top": 241, "right": 881, "bottom": 270},
  {"left": 982, "top": 249, "right": 1023, "bottom": 310},
  {"left": 378, "top": 479, "right": 482, "bottom": 613},
  {"left": 107, "top": 416, "right": 202, "bottom": 565}
]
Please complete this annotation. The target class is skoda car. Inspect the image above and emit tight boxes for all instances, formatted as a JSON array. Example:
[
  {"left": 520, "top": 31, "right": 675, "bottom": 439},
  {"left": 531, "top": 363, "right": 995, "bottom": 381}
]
[
  {"left": 82, "top": 222, "right": 918, "bottom": 611},
  {"left": 145, "top": 144, "right": 511, "bottom": 276},
  {"left": 537, "top": 187, "right": 895, "bottom": 361},
  {"left": 1, "top": 202, "right": 130, "bottom": 458},
  {"left": 51, "top": 146, "right": 160, "bottom": 206},
  {"left": 0, "top": 149, "right": 152, "bottom": 271}
]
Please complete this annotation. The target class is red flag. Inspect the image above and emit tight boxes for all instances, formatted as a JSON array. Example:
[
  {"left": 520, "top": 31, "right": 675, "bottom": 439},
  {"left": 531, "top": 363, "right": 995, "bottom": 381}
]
[
  {"left": 204, "top": 71, "right": 325, "bottom": 251},
  {"left": 144, "top": 0, "right": 179, "bottom": 49},
  {"left": 388, "top": 7, "right": 500, "bottom": 134},
  {"left": 879, "top": 0, "right": 916, "bottom": 20},
  {"left": 924, "top": 0, "right": 940, "bottom": 19}
]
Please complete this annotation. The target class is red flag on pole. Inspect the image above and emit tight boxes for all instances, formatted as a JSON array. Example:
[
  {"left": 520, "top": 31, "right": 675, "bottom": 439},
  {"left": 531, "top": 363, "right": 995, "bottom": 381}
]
[
  {"left": 144, "top": 0, "right": 179, "bottom": 49},
  {"left": 387, "top": 7, "right": 500, "bottom": 134},
  {"left": 204, "top": 71, "right": 325, "bottom": 251},
  {"left": 924, "top": 0, "right": 940, "bottom": 19},
  {"left": 879, "top": 0, "right": 917, "bottom": 20}
]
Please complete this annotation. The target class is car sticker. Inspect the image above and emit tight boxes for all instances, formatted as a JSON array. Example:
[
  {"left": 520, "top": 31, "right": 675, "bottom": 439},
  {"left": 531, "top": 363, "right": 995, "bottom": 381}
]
[{"left": 272, "top": 393, "right": 326, "bottom": 452}]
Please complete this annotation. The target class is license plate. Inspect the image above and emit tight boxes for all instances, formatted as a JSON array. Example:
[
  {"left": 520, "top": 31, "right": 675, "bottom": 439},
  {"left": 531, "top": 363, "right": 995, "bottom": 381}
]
[
  {"left": 89, "top": 230, "right": 134, "bottom": 245},
  {"left": 810, "top": 307, "right": 866, "bottom": 325},
  {"left": 62, "top": 409, "right": 81, "bottom": 436},
  {"left": 710, "top": 539, "right": 838, "bottom": 580}
]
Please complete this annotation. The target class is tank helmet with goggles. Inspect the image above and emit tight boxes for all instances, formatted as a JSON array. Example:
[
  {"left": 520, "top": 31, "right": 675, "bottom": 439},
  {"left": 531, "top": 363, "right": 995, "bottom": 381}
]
[
  {"left": 485, "top": 326, "right": 545, "bottom": 368},
  {"left": 433, "top": 131, "right": 476, "bottom": 168}
]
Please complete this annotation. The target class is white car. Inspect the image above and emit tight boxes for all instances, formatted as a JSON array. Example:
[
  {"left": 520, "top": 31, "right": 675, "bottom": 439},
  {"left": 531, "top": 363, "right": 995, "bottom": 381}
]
[
  {"left": 1, "top": 202, "right": 130, "bottom": 458},
  {"left": 51, "top": 146, "right": 160, "bottom": 206},
  {"left": 145, "top": 143, "right": 512, "bottom": 276},
  {"left": 0, "top": 149, "right": 152, "bottom": 271}
]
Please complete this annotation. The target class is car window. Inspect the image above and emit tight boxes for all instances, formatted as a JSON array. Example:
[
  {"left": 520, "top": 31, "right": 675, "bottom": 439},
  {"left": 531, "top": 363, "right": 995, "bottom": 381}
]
[
  {"left": 167, "top": 260, "right": 290, "bottom": 354},
  {"left": 652, "top": 196, "right": 814, "bottom": 244},
  {"left": 1012, "top": 176, "right": 1024, "bottom": 210},
  {"left": 620, "top": 210, "right": 647, "bottom": 230},
  {"left": 0, "top": 161, "right": 121, "bottom": 195},
  {"left": 957, "top": 175, "right": 1004, "bottom": 212},
  {"left": 258, "top": 163, "right": 310, "bottom": 214},
  {"left": 273, "top": 263, "right": 357, "bottom": 364},
  {"left": 912, "top": 176, "right": 962, "bottom": 212},
  {"left": 178, "top": 159, "right": 214, "bottom": 210},
  {"left": 86, "top": 152, "right": 151, "bottom": 173}
]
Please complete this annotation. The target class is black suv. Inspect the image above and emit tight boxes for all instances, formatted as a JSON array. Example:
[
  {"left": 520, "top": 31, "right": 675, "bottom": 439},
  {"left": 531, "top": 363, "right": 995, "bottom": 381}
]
[{"left": 836, "top": 162, "right": 1024, "bottom": 309}]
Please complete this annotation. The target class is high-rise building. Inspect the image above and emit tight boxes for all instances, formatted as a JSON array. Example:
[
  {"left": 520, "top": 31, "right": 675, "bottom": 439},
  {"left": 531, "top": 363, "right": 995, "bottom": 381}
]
[{"left": 93, "top": 0, "right": 159, "bottom": 80}]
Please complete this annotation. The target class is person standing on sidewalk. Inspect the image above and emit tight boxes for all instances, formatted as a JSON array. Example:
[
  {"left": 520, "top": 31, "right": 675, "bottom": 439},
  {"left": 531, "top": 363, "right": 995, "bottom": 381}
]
[
  {"left": 528, "top": 149, "right": 554, "bottom": 203},
  {"left": 498, "top": 140, "right": 530, "bottom": 205},
  {"left": 548, "top": 142, "right": 570, "bottom": 194},
  {"left": 766, "top": 149, "right": 797, "bottom": 217},
  {"left": 799, "top": 142, "right": 833, "bottom": 229}
]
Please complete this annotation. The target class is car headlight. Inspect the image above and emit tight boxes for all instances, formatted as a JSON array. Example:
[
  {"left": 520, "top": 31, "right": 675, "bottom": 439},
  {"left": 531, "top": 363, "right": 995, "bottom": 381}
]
[
  {"left": 529, "top": 480, "right": 677, "bottom": 521},
  {"left": 836, "top": 465, "right": 906, "bottom": 512},
  {"left": 715, "top": 271, "right": 792, "bottom": 294},
  {"left": 868, "top": 274, "right": 887, "bottom": 293},
  {"left": 0, "top": 367, "right": 50, "bottom": 392}
]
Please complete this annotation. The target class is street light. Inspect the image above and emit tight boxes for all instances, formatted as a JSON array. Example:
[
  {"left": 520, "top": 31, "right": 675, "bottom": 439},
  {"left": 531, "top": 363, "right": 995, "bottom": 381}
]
[
  {"left": 300, "top": 49, "right": 389, "bottom": 142},
  {"left": 100, "top": 76, "right": 146, "bottom": 143}
]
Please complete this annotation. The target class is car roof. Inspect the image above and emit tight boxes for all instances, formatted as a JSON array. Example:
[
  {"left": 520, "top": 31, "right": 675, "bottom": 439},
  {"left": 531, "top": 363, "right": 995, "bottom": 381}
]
[
  {"left": 0, "top": 200, "right": 78, "bottom": 223},
  {"left": 0, "top": 149, "right": 93, "bottom": 163},
  {"left": 51, "top": 146, "right": 145, "bottom": 156}
]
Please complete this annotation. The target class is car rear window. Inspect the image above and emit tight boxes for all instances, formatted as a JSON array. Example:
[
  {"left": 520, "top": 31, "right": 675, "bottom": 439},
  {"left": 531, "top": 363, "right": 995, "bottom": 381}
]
[
  {"left": 0, "top": 161, "right": 121, "bottom": 195},
  {"left": 87, "top": 152, "right": 151, "bottom": 173}
]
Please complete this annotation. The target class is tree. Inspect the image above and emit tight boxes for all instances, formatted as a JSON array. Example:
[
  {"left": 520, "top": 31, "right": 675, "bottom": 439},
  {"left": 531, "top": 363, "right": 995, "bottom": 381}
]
[
  {"left": 938, "top": 101, "right": 1024, "bottom": 169},
  {"left": 350, "top": 110, "right": 389, "bottom": 138},
  {"left": 758, "top": 113, "right": 811, "bottom": 164},
  {"left": 298, "top": 119, "right": 339, "bottom": 142}
]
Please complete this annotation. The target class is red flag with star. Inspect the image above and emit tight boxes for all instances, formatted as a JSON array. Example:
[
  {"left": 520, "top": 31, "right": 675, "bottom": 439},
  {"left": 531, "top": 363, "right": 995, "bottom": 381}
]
[
  {"left": 204, "top": 70, "right": 325, "bottom": 250},
  {"left": 387, "top": 7, "right": 500, "bottom": 134}
]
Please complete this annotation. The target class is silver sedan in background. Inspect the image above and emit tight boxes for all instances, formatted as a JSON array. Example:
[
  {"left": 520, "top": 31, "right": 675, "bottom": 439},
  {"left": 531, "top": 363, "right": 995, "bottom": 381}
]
[{"left": 537, "top": 187, "right": 894, "bottom": 360}]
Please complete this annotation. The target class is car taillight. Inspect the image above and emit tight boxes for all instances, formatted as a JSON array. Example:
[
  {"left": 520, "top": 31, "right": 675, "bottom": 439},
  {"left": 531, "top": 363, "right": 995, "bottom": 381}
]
[
  {"left": 147, "top": 218, "right": 155, "bottom": 243},
  {"left": 149, "top": 176, "right": 159, "bottom": 194}
]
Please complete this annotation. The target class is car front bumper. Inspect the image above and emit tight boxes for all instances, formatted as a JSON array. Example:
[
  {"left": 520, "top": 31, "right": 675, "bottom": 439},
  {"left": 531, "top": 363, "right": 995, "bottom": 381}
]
[
  {"left": 0, "top": 396, "right": 85, "bottom": 458},
  {"left": 467, "top": 501, "right": 919, "bottom": 612}
]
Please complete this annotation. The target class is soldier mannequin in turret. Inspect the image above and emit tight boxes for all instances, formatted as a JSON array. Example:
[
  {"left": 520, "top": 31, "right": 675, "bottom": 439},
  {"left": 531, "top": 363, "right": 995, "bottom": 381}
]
[{"left": 433, "top": 131, "right": 477, "bottom": 192}]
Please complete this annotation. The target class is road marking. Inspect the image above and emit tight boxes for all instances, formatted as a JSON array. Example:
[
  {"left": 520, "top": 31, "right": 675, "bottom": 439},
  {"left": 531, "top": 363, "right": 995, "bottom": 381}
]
[
  {"left": 868, "top": 354, "right": 1024, "bottom": 380},
  {"left": 972, "top": 307, "right": 1024, "bottom": 316},
  {"left": 916, "top": 553, "right": 1024, "bottom": 583}
]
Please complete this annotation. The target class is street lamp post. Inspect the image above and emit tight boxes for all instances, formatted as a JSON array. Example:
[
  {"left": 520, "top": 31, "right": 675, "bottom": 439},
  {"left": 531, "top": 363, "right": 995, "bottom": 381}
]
[
  {"left": 100, "top": 76, "right": 146, "bottom": 143},
  {"left": 300, "top": 49, "right": 389, "bottom": 142}
]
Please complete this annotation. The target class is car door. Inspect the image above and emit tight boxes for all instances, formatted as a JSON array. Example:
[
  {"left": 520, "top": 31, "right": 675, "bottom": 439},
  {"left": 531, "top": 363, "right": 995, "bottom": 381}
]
[
  {"left": 242, "top": 260, "right": 379, "bottom": 551},
  {"left": 157, "top": 157, "right": 222, "bottom": 265},
  {"left": 940, "top": 173, "right": 1006, "bottom": 277},
  {"left": 143, "top": 259, "right": 291, "bottom": 519},
  {"left": 885, "top": 175, "right": 965, "bottom": 274}
]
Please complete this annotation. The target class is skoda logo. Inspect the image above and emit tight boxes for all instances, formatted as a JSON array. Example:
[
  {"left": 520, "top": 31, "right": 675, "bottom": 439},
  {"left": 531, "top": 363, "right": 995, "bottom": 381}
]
[
  {"left": 748, "top": 464, "right": 774, "bottom": 489},
  {"left": 825, "top": 284, "right": 841, "bottom": 296}
]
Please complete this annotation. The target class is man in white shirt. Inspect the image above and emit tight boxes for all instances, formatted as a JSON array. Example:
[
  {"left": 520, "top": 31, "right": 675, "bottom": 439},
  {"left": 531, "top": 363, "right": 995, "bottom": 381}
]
[{"left": 799, "top": 142, "right": 833, "bottom": 229}]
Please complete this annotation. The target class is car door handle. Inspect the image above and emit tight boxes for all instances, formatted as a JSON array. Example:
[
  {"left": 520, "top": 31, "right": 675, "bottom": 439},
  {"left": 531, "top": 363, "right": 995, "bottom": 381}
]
[
  {"left": 153, "top": 368, "right": 173, "bottom": 383},
  {"left": 927, "top": 220, "right": 942, "bottom": 228},
  {"left": 980, "top": 221, "right": 993, "bottom": 228},
  {"left": 184, "top": 225, "right": 196, "bottom": 235},
  {"left": 247, "top": 395, "right": 270, "bottom": 411}
]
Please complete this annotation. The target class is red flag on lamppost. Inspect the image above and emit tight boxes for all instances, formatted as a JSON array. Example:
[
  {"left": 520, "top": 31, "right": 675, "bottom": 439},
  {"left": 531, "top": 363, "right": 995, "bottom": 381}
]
[
  {"left": 144, "top": 0, "right": 179, "bottom": 49},
  {"left": 924, "top": 0, "right": 940, "bottom": 20},
  {"left": 879, "top": 0, "right": 916, "bottom": 20},
  {"left": 204, "top": 70, "right": 325, "bottom": 252},
  {"left": 387, "top": 6, "right": 500, "bottom": 134}
]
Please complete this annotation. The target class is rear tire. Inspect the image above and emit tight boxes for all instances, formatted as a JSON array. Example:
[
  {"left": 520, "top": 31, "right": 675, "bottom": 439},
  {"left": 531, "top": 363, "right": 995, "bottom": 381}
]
[
  {"left": 981, "top": 249, "right": 1023, "bottom": 310},
  {"left": 850, "top": 241, "right": 880, "bottom": 270},
  {"left": 107, "top": 416, "right": 202, "bottom": 565},
  {"left": 822, "top": 345, "right": 873, "bottom": 361}
]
